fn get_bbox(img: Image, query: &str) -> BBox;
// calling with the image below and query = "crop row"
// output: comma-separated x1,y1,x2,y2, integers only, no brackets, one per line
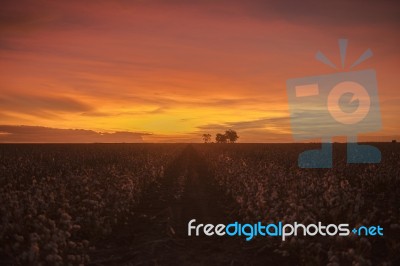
0,144,185,265
195,143,400,265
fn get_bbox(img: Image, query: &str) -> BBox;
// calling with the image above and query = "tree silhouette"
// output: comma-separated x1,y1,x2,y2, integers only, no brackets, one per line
202,133,212,143
225,129,239,143
215,133,227,143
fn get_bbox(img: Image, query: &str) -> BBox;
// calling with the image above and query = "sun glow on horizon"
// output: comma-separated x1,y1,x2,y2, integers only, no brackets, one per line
0,1,399,142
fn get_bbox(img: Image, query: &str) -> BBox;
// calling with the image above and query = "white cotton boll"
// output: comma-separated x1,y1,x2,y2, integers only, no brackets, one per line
68,241,77,249
82,240,89,247
72,224,81,231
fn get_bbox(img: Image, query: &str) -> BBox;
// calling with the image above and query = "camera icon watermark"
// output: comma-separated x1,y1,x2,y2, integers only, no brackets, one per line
287,39,381,168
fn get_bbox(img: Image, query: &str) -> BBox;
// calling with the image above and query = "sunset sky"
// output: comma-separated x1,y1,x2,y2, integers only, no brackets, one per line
0,0,399,142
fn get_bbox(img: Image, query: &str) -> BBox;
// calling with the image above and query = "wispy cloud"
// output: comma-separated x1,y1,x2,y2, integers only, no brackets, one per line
195,116,293,142
0,93,93,117
0,0,398,141
0,125,147,143
198,116,290,130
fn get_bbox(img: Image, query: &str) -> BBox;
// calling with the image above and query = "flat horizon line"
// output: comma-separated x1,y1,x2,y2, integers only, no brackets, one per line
0,141,397,144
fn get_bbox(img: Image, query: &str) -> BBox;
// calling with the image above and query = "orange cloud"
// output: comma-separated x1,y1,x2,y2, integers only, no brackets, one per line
0,0,399,142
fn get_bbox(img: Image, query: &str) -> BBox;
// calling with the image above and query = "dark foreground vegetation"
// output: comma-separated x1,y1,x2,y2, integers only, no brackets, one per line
0,143,399,265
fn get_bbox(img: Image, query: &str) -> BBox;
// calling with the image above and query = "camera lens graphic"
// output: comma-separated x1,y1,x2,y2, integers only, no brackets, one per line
327,81,371,125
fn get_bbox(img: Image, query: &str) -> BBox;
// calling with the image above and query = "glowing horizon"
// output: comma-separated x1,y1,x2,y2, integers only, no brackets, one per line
1,1,399,142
